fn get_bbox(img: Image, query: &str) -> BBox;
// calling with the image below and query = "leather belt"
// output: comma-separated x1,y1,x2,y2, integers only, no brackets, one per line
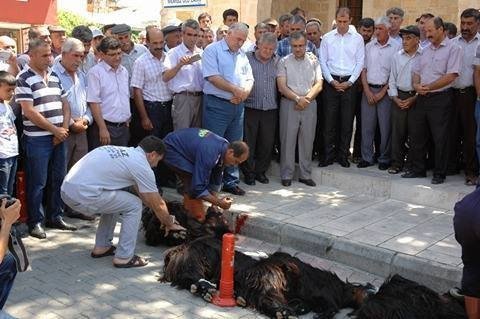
368,83,386,89
422,89,452,97
453,86,474,94
104,120,127,127
398,89,416,96
331,74,351,82
175,91,203,96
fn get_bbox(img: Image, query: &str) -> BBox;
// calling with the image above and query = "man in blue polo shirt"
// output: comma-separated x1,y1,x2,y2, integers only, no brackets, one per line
163,128,249,222
202,22,254,196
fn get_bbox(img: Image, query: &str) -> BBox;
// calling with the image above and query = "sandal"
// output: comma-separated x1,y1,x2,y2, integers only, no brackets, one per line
465,176,477,186
90,246,116,258
388,167,401,174
113,255,149,268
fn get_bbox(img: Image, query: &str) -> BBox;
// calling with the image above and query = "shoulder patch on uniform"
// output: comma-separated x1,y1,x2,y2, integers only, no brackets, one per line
198,129,210,137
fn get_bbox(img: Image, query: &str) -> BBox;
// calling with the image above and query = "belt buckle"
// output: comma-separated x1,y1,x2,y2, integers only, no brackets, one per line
459,88,466,94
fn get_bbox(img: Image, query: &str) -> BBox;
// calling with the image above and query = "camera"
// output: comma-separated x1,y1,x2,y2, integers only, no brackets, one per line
0,195,17,208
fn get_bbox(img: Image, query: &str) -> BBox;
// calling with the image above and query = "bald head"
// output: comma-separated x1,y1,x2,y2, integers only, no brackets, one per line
146,27,164,58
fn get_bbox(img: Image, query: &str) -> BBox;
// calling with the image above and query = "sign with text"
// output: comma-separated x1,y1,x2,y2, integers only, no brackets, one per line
163,0,207,8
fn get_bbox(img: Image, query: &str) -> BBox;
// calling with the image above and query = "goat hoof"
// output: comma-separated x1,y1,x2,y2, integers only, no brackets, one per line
190,284,198,294
236,296,247,307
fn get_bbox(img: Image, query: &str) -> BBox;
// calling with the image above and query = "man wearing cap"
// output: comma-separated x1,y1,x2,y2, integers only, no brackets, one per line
111,24,148,146
162,25,182,52
49,25,66,58
387,25,421,174
448,8,479,186
358,17,401,170
87,37,130,148
202,23,254,196
262,18,278,34
163,19,204,130
91,29,104,63
61,135,185,268
405,17,462,184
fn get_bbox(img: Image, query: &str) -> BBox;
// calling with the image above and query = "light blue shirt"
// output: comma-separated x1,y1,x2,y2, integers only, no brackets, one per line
202,39,254,100
53,60,93,125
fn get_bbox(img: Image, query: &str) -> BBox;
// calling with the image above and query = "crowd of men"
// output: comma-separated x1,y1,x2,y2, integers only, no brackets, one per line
0,4,479,316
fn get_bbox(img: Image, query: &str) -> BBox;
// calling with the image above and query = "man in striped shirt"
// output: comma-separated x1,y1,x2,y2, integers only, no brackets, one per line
15,39,77,239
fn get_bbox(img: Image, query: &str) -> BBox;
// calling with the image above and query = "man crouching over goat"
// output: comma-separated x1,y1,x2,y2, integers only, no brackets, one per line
61,136,185,268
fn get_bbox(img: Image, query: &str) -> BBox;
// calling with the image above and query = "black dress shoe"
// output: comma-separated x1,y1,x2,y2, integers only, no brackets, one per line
281,179,291,187
299,178,316,187
338,159,350,168
29,223,46,239
431,175,445,185
45,217,78,231
64,210,95,221
357,160,373,168
401,171,427,178
255,173,269,184
378,163,389,170
244,175,256,186
222,186,246,196
318,160,333,167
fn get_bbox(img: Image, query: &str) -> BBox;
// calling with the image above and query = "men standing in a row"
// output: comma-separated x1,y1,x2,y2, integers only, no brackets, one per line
406,17,462,184
87,37,130,148
277,31,323,187
53,38,95,221
16,39,77,239
387,25,421,174
241,33,278,186
163,19,204,130
449,8,479,186
202,23,254,196
358,17,400,170
319,7,364,168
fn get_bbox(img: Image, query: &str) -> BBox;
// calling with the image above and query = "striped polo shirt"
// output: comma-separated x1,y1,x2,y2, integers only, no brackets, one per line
15,66,65,136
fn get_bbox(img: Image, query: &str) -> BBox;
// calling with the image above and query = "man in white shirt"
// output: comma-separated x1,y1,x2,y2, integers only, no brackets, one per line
87,37,130,148
61,136,185,268
319,7,364,168
163,19,204,130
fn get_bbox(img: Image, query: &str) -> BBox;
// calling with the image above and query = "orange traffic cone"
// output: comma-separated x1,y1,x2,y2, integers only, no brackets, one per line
212,233,236,307
16,171,28,223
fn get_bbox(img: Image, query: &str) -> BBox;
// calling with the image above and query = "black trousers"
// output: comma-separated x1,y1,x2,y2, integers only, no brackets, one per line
408,90,453,176
144,100,175,188
313,91,324,160
447,87,478,177
322,80,357,162
241,108,277,177
391,91,416,169
454,188,480,297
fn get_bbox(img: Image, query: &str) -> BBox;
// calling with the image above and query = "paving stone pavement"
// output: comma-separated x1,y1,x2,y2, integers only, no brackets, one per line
5,219,382,319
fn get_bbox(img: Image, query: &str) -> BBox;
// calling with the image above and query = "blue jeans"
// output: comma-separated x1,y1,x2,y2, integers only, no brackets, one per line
0,252,17,309
202,94,244,189
475,100,480,169
0,157,17,196
24,135,66,226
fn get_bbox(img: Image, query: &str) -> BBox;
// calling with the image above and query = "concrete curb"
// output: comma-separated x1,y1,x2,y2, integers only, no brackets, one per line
163,190,461,292
228,211,462,292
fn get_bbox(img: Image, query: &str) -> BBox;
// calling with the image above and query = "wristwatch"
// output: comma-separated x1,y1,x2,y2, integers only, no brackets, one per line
295,96,301,103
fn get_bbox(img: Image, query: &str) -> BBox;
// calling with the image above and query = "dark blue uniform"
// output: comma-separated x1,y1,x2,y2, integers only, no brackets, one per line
454,187,480,298
163,128,228,198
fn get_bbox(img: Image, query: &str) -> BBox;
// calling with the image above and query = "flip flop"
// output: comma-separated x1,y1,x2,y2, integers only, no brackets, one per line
90,246,116,258
113,255,149,268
